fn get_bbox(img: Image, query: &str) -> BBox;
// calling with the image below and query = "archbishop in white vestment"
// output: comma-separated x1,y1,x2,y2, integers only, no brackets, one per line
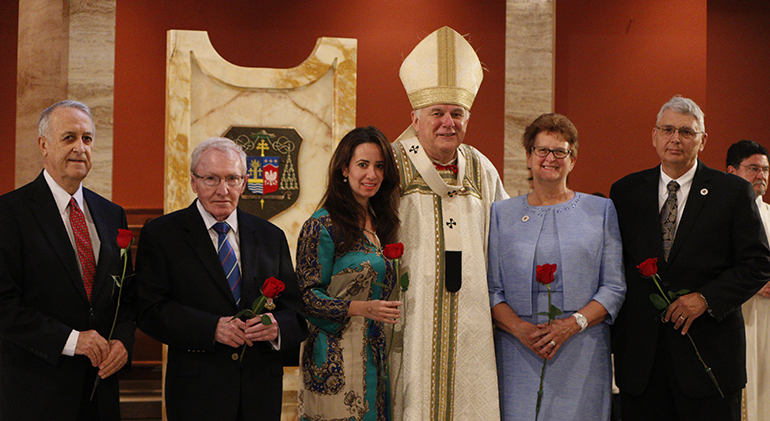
387,26,508,421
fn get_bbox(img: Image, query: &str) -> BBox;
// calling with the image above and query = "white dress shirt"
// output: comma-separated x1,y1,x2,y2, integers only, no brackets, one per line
43,169,101,356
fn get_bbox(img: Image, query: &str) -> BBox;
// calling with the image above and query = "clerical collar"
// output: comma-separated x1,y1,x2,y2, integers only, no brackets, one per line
431,157,458,173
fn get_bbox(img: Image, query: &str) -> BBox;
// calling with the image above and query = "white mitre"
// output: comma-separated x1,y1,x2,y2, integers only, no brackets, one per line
398,26,483,140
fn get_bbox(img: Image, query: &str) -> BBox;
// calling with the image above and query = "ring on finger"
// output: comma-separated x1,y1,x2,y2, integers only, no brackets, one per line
679,315,685,320
550,340,556,347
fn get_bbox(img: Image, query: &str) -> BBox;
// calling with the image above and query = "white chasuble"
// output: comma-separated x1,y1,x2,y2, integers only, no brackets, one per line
742,197,770,421
389,136,507,421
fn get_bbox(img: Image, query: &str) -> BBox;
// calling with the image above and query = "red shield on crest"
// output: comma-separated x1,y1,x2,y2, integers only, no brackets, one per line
262,159,279,194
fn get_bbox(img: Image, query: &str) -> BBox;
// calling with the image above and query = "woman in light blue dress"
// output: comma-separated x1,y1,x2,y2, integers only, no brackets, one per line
296,126,401,421
488,113,626,420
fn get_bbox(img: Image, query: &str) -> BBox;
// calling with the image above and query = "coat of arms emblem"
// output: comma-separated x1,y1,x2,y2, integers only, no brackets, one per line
223,126,302,220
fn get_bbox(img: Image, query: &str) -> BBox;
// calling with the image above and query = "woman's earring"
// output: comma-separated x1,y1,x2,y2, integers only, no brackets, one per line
343,176,348,183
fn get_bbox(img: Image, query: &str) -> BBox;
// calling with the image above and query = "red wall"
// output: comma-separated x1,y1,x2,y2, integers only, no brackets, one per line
0,1,18,195
706,2,770,172
112,0,506,209
2,1,768,205
554,0,770,197
555,0,708,196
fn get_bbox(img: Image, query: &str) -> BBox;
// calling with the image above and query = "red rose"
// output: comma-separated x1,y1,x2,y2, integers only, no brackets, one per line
262,277,285,299
536,264,557,285
383,242,405,260
117,229,134,249
637,257,658,278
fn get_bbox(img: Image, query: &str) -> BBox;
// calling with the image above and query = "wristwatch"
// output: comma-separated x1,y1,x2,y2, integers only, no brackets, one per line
572,312,588,332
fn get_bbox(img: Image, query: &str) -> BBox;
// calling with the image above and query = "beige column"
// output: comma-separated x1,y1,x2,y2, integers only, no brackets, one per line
16,0,116,198
505,0,555,197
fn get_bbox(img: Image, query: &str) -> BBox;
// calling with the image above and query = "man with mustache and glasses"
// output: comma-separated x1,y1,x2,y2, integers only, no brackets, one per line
610,95,770,421
726,139,770,421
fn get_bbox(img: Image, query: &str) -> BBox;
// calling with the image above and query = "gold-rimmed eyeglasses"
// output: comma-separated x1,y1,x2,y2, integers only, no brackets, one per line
655,125,704,141
193,173,245,187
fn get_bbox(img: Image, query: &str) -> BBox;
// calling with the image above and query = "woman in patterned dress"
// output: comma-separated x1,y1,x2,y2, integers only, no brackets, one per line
296,126,401,421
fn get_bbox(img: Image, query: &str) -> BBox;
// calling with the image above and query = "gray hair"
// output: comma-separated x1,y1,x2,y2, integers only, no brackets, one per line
656,95,705,133
413,105,470,121
38,100,94,137
190,137,247,175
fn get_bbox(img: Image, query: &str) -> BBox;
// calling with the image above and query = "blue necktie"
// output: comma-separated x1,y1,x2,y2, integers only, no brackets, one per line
213,222,241,305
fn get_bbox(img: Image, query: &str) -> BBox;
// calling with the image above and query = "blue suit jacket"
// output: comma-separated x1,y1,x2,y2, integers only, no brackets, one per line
0,172,135,420
610,161,770,398
487,193,626,321
135,202,306,421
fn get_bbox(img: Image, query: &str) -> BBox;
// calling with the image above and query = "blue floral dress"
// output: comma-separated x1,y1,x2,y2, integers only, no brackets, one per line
296,208,396,421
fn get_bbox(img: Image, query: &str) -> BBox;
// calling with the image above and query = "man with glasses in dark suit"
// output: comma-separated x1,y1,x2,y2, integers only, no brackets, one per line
610,96,770,420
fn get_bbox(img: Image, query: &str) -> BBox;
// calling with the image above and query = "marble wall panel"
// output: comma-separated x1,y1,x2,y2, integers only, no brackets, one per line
16,0,115,198
505,0,555,197
165,29,357,258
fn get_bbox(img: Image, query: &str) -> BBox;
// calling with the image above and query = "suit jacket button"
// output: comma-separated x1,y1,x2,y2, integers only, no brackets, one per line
231,353,239,361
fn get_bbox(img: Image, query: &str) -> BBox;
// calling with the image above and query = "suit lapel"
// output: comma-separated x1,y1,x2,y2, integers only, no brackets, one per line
238,212,258,310
86,189,116,303
637,168,666,264
27,174,90,304
238,210,275,310
181,203,237,304
667,161,711,264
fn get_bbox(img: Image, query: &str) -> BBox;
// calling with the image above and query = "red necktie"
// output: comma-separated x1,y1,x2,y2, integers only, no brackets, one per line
69,198,96,301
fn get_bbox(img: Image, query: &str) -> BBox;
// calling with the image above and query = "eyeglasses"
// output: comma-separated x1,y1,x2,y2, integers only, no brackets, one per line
532,146,571,159
655,125,703,141
193,173,245,187
740,164,770,176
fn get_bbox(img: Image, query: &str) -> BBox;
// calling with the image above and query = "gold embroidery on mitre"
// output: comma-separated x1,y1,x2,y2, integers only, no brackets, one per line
407,87,476,111
399,26,483,111
437,26,455,88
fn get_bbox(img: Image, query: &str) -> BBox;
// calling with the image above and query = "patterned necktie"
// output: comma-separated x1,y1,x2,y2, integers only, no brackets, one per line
69,198,96,301
660,181,680,261
213,222,241,305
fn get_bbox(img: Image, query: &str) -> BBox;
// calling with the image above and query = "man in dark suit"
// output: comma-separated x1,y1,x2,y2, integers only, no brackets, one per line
0,100,135,420
135,137,306,421
610,95,770,420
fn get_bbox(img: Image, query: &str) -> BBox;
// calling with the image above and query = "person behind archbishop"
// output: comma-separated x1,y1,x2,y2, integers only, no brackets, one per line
0,100,136,420
388,26,508,420
725,139,770,421
135,137,306,421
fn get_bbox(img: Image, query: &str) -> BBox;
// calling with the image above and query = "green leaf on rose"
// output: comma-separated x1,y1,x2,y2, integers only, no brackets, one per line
650,294,669,310
668,289,690,301
400,273,410,292
261,314,272,326
549,305,563,319
232,309,253,321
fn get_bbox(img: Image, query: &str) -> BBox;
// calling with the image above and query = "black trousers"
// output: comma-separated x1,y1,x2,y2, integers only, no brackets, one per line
619,328,740,421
